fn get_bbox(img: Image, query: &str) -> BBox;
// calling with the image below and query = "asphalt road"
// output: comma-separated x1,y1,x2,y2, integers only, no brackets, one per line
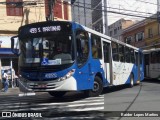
0,79,160,120
103,79,160,120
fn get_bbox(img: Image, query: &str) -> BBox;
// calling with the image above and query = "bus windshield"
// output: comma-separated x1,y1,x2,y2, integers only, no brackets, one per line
19,34,74,68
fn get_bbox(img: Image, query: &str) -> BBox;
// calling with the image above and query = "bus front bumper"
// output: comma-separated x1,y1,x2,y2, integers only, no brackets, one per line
17,77,77,92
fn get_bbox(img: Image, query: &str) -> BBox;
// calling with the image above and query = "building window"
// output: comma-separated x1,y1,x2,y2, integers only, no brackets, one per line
114,28,117,35
158,24,160,35
110,31,113,36
125,36,132,44
148,28,153,38
135,32,144,42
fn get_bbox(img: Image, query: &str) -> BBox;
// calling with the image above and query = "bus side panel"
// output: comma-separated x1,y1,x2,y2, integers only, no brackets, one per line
124,64,138,84
112,62,134,85
74,59,108,91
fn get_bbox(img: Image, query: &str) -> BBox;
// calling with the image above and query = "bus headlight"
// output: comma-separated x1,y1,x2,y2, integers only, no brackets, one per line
58,69,75,81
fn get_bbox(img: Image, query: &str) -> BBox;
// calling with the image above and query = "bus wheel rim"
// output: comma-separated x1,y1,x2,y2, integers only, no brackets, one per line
93,81,99,92
131,77,133,86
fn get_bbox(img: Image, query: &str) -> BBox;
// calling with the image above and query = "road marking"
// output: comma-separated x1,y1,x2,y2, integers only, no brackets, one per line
0,99,104,110
1,95,104,112
68,106,104,111
18,92,36,97
3,101,104,111
68,102,104,107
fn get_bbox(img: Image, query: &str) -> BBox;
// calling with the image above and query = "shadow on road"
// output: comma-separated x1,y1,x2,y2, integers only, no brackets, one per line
102,84,131,95
142,78,160,84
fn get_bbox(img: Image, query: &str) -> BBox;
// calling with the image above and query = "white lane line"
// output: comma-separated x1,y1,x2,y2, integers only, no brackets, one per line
68,102,104,107
19,93,36,96
3,102,104,112
51,117,99,120
0,102,28,106
84,96,104,100
0,99,104,110
68,107,104,111
39,99,104,105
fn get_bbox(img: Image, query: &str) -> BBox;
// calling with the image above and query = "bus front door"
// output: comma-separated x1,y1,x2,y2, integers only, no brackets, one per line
103,41,113,85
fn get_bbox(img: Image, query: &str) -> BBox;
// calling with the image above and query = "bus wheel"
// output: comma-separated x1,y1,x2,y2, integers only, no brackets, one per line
129,74,134,88
48,91,66,98
85,76,103,97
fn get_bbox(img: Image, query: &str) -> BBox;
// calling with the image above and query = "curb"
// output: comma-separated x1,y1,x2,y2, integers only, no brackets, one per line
0,87,22,96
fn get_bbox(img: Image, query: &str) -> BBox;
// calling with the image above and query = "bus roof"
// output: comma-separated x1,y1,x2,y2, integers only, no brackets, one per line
18,21,139,51
73,22,139,51
143,48,160,53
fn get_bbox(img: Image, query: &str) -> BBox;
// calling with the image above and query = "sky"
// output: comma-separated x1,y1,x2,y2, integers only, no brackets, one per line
107,0,157,25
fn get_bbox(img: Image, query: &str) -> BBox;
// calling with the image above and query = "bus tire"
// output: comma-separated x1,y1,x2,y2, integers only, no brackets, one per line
48,91,66,98
85,76,103,97
129,74,134,88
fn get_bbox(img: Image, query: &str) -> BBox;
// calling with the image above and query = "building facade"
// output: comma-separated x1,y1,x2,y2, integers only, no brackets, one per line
71,0,92,28
122,20,145,48
108,19,135,41
71,0,108,34
91,0,108,34
122,13,160,49
144,14,160,49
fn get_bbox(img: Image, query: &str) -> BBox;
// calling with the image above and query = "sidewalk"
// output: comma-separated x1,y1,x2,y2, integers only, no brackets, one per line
0,87,22,96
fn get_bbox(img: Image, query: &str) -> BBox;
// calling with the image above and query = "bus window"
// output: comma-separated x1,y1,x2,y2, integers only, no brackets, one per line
131,49,135,63
76,30,89,67
158,51,160,63
140,52,143,64
135,52,138,66
125,47,131,63
111,42,119,61
91,34,102,59
151,52,156,63
119,44,125,62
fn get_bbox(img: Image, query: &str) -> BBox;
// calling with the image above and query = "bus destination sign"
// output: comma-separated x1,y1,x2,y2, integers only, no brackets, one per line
29,26,61,34
19,22,72,38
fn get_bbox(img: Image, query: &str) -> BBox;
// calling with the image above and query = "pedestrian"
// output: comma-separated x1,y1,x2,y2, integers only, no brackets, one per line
2,70,9,92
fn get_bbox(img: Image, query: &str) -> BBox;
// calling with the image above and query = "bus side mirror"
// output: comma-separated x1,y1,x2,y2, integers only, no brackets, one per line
11,36,20,56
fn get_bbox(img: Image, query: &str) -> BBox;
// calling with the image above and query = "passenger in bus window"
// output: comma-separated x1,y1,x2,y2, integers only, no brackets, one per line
53,44,72,64
92,40,98,58
76,34,83,58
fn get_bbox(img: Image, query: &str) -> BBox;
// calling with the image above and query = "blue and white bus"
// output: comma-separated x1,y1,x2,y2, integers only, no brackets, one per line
11,21,144,97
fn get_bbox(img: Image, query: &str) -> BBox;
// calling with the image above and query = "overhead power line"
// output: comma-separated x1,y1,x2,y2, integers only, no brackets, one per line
0,0,157,20
59,1,157,19
73,1,154,15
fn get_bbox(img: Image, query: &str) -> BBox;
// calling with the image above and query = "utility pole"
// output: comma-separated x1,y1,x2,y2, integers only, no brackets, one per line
157,0,160,22
84,0,86,26
78,0,80,23
158,0,160,12
71,0,76,22
48,0,55,21
102,0,108,35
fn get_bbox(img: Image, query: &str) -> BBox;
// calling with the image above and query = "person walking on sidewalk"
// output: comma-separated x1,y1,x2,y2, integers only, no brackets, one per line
2,70,9,92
